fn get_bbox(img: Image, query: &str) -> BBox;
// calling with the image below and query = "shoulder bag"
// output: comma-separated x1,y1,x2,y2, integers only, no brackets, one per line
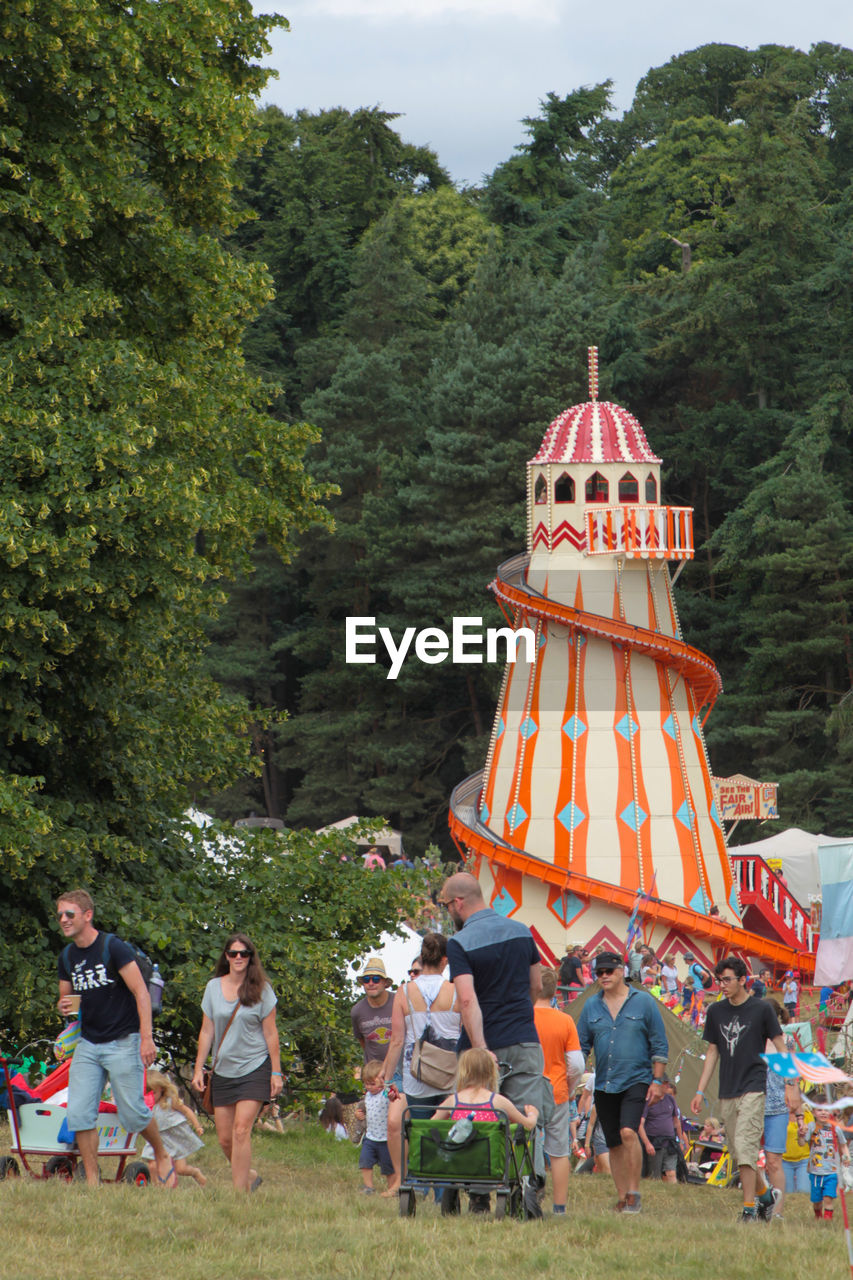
201,1001,241,1116
407,982,458,1092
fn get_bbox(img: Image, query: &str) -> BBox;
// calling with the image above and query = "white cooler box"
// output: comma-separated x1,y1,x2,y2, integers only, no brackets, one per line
9,1102,136,1154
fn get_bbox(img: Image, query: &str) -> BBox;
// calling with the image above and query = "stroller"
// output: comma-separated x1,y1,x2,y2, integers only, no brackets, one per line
682,1124,739,1188
397,1103,538,1219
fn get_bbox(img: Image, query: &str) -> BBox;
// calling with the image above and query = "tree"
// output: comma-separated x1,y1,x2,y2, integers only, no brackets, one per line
709,416,853,833
231,105,449,404
1,0,330,1038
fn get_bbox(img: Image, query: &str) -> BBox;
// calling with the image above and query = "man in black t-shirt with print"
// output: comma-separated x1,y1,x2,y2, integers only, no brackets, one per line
690,955,796,1222
56,889,176,1187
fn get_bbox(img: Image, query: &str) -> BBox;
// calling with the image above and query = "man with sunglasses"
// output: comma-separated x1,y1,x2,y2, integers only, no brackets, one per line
576,950,669,1214
55,888,176,1187
441,871,548,1215
351,956,395,1068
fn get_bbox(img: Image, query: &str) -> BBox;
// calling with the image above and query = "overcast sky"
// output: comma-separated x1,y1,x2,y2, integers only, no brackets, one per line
258,0,852,186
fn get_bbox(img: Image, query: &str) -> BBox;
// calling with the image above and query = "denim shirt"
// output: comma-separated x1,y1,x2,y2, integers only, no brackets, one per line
576,986,668,1093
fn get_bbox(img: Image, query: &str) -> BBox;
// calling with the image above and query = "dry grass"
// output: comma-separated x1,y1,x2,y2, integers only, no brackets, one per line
2,1117,851,1280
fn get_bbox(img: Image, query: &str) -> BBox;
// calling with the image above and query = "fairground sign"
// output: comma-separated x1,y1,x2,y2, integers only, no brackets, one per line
712,774,779,822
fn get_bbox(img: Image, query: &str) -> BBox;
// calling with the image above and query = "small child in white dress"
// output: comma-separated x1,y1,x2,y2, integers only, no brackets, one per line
141,1071,207,1186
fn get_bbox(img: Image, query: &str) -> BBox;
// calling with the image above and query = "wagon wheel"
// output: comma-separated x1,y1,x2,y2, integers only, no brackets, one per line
0,1156,20,1180
440,1187,461,1216
45,1155,75,1182
398,1188,416,1217
123,1160,151,1187
494,1190,509,1220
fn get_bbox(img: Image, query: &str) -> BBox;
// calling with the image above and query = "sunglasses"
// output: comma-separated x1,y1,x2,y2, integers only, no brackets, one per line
409,969,422,977
597,967,617,976
362,975,384,984
57,910,78,920
226,949,252,959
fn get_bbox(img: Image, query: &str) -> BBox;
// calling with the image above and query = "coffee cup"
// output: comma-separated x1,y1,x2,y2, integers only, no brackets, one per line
66,995,81,1015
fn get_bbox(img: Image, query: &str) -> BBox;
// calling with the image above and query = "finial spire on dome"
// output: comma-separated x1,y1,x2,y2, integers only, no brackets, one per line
588,346,598,402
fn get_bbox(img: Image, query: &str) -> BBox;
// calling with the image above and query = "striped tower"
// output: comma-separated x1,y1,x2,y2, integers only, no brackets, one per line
449,349,799,972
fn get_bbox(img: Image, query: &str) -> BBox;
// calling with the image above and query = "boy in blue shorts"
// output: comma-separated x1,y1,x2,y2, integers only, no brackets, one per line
356,1060,396,1194
807,1106,850,1221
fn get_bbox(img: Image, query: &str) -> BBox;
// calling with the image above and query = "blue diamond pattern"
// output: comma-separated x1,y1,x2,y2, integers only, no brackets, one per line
549,892,585,926
728,886,741,916
496,716,505,739
620,803,648,831
493,889,517,917
676,800,695,831
479,802,490,823
557,803,586,832
663,714,677,741
507,802,528,831
692,715,702,737
689,887,708,914
616,714,639,741
519,717,538,739
562,716,587,741
709,800,722,829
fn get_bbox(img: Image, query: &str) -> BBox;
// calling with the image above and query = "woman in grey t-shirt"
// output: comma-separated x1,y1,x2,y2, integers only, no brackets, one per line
191,933,282,1190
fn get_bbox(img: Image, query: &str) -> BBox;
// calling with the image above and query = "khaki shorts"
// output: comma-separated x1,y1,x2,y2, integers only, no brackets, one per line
719,1092,765,1169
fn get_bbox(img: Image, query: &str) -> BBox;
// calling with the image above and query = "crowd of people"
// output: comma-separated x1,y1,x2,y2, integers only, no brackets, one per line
52,881,853,1222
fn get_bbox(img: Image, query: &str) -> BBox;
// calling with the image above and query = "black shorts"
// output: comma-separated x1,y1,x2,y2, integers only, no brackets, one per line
594,1082,648,1149
211,1056,272,1107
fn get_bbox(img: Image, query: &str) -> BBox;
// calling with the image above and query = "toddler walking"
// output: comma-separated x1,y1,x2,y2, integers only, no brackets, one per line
807,1106,849,1221
355,1061,396,1194
142,1070,206,1186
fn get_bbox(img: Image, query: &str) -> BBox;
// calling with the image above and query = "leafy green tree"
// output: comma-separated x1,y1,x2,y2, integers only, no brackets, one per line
709,416,853,833
232,105,449,403
1,0,330,1027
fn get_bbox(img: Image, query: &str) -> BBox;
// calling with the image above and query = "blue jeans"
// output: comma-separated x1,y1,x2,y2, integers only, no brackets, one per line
67,1034,151,1135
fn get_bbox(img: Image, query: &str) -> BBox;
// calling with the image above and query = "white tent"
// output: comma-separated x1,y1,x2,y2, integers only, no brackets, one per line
317,816,404,863
730,827,852,906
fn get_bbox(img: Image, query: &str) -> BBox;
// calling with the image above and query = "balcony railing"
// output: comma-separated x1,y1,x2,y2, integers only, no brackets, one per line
731,853,815,952
585,505,694,560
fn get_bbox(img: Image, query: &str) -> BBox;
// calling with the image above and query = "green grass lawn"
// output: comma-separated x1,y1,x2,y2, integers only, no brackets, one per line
2,1118,851,1280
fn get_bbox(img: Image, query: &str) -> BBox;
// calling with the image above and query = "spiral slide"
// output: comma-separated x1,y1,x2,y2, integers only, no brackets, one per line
448,556,814,976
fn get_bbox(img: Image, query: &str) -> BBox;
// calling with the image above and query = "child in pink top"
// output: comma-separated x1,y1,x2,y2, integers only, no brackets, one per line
432,1048,538,1130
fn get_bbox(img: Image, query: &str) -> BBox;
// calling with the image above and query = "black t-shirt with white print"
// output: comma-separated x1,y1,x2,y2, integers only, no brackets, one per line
57,932,140,1043
703,995,781,1099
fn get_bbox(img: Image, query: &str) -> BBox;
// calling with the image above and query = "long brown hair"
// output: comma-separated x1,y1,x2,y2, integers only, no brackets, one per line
213,932,269,1006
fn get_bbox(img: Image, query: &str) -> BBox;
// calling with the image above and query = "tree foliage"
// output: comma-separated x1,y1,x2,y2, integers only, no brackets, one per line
1,1,332,1041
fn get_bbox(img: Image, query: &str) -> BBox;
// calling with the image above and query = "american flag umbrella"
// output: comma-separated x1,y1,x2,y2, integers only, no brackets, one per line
762,1051,853,1084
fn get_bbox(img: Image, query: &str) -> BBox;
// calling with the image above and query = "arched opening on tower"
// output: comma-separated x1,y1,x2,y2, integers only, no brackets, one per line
618,472,639,502
554,472,575,503
645,473,658,502
534,473,548,504
585,471,609,503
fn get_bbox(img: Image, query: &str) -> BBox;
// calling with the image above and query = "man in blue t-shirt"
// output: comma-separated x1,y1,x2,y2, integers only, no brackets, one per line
442,872,548,1213
56,889,176,1187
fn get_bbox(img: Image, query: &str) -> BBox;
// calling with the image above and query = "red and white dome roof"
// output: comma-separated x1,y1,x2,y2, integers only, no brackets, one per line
530,348,661,467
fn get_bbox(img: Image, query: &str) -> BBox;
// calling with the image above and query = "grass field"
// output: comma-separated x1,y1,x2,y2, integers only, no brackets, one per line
2,1117,852,1280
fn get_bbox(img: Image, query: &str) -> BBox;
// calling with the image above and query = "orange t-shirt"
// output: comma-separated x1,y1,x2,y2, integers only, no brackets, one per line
533,1006,581,1105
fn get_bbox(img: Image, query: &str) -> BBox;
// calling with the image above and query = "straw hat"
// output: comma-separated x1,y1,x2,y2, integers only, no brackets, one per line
360,956,392,984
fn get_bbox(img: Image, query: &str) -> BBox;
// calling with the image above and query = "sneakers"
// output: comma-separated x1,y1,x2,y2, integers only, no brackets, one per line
757,1186,782,1221
621,1193,642,1215
739,1208,758,1224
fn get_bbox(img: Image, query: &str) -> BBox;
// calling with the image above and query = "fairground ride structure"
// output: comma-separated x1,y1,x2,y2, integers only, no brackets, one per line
449,349,815,978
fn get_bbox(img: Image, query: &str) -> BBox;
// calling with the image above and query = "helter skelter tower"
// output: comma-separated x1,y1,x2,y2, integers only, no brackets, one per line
449,349,806,972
